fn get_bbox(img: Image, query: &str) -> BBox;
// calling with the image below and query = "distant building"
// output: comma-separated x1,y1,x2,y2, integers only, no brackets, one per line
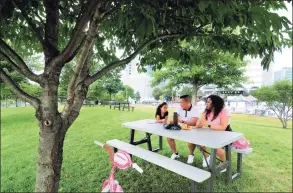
274,67,292,82
121,58,155,101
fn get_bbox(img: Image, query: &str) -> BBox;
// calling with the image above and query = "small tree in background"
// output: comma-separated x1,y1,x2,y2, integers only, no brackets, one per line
252,80,292,129
149,48,248,104
152,87,163,101
180,85,194,99
134,92,141,103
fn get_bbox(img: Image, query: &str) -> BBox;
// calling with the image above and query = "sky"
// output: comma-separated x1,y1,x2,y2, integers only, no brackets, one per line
271,2,292,71
120,2,292,98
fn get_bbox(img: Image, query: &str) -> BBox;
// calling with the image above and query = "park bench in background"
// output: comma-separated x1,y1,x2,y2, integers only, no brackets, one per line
121,102,135,111
83,100,95,107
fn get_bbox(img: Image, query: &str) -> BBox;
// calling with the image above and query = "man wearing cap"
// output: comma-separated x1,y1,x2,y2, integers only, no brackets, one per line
167,95,200,164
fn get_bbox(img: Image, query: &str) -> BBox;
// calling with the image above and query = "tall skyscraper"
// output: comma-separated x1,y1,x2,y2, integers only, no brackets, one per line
274,67,292,82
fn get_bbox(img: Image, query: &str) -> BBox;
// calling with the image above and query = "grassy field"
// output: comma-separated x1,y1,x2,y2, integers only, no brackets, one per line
1,105,292,192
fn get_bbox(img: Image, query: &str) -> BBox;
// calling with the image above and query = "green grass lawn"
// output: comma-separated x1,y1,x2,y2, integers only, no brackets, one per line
1,105,292,192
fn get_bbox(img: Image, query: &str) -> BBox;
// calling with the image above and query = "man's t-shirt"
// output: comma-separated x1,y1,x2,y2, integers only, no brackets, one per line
176,105,200,121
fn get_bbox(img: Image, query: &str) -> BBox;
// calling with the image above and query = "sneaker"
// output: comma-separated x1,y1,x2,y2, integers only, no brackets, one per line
171,153,180,160
220,168,227,173
187,154,194,164
202,156,210,167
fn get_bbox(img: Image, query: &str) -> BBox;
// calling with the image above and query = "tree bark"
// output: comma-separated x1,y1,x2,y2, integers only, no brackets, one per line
282,120,287,129
35,113,66,192
35,80,66,192
192,85,198,105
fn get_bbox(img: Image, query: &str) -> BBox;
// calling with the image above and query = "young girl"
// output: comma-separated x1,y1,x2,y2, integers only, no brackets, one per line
155,102,169,123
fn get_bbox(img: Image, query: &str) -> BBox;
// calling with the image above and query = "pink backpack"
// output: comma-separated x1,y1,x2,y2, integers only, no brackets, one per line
233,137,250,149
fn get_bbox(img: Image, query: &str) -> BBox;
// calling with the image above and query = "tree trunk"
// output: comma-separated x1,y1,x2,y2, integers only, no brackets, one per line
35,81,67,192
5,95,7,108
282,120,287,129
35,115,66,192
192,85,198,105
15,97,18,107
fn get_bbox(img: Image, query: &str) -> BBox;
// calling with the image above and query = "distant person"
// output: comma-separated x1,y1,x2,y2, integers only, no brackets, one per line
167,95,200,164
155,102,169,123
196,95,231,172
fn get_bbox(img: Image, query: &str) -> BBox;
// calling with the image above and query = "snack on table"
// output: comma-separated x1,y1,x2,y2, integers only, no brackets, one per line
181,124,193,130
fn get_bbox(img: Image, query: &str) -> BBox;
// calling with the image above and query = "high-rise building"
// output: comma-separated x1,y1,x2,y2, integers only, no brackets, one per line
262,66,274,86
274,67,292,82
242,56,276,91
121,57,155,101
243,57,264,88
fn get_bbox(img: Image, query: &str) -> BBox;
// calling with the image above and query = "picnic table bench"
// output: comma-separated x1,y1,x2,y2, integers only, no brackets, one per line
106,139,211,192
109,102,135,111
110,101,121,110
121,102,135,111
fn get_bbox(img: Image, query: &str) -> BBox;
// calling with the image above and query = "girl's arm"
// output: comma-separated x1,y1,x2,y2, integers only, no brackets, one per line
209,117,229,131
156,115,162,122
195,113,205,128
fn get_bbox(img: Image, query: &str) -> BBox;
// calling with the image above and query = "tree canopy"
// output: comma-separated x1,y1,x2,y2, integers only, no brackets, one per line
149,41,248,103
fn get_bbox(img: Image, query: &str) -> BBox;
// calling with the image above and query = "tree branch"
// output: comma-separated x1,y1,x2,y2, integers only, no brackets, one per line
62,8,105,119
99,4,120,23
43,0,60,64
268,105,282,120
0,38,42,84
0,68,40,109
0,51,23,74
61,50,93,120
85,33,183,85
48,0,101,68
12,0,46,50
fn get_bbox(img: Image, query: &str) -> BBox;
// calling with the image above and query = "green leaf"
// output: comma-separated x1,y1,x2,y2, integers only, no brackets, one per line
199,1,210,12
181,7,186,17
281,16,291,30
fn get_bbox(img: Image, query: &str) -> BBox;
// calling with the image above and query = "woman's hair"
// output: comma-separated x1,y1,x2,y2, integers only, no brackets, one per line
155,102,167,117
204,95,225,121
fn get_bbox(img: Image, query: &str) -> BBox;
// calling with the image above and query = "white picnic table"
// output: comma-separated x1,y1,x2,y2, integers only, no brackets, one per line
122,119,243,149
120,119,244,192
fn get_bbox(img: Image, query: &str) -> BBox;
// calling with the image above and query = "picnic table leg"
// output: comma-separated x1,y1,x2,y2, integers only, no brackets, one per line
207,148,217,192
237,153,243,174
225,145,232,183
129,129,135,144
232,153,243,181
159,136,163,150
146,133,153,151
129,129,135,159
191,180,197,192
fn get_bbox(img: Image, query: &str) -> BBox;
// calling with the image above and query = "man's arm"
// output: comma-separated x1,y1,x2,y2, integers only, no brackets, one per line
183,117,198,126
